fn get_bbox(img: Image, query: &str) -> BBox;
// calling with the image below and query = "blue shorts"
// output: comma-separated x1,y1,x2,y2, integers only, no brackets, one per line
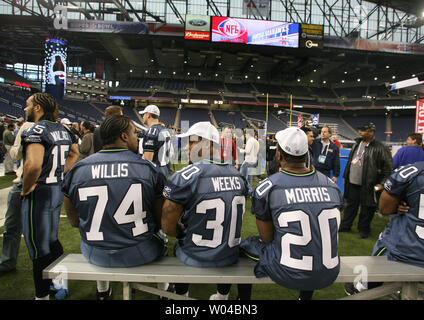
81,233,168,268
21,184,64,260
240,236,340,291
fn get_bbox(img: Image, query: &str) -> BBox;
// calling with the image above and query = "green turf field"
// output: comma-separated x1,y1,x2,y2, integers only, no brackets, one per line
0,173,390,300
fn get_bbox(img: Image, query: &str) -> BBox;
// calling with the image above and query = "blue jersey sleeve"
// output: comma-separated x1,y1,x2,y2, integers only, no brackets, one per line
251,178,273,221
22,123,49,147
384,163,421,197
142,126,162,153
163,164,202,205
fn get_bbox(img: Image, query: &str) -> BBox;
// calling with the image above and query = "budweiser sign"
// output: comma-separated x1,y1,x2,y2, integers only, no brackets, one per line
184,31,210,40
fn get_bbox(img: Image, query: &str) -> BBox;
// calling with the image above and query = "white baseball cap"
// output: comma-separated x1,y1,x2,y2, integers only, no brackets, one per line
275,127,308,156
139,104,160,116
60,118,72,125
177,121,220,144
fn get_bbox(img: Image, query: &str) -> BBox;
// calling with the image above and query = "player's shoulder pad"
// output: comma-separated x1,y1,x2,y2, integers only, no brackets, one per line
254,177,274,199
392,162,424,182
170,163,203,185
21,122,48,143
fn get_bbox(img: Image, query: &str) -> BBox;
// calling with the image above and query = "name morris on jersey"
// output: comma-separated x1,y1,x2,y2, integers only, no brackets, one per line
285,187,331,204
211,176,242,192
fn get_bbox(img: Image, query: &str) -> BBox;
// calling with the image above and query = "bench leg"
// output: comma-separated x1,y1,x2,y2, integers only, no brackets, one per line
131,283,196,300
401,283,418,300
123,282,133,300
339,283,402,300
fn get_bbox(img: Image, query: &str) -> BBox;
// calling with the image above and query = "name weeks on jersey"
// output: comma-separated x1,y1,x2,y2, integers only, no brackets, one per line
285,187,331,204
91,163,129,179
50,130,70,141
211,176,242,192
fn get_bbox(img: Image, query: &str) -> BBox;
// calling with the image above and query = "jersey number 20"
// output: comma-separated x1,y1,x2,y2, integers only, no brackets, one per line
278,208,340,271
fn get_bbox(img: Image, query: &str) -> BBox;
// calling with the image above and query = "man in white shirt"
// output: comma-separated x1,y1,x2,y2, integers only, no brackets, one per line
239,129,259,193
0,120,33,273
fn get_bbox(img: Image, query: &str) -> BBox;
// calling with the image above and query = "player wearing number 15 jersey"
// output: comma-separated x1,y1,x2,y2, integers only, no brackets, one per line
161,122,249,299
239,127,343,300
21,93,79,300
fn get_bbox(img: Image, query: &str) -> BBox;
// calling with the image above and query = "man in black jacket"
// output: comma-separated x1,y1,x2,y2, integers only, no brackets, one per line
339,122,393,239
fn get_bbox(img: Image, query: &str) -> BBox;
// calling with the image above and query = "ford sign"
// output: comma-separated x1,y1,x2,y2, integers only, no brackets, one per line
189,19,207,27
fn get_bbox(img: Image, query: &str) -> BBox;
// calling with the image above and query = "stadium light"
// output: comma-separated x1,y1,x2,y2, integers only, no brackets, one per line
297,78,301,82
374,77,378,80
129,69,133,73
357,78,361,82
341,80,345,83
323,80,326,84
386,65,390,69
392,75,396,79
257,76,261,79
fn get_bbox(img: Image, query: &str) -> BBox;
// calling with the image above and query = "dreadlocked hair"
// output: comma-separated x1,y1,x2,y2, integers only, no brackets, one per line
100,115,132,146
32,93,59,122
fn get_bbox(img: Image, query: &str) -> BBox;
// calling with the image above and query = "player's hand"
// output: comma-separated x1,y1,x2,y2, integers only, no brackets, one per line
397,201,410,215
21,184,37,196
234,164,239,170
331,176,337,183
374,184,384,192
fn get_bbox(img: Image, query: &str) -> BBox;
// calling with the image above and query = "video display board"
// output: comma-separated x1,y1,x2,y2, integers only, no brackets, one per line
44,38,67,100
211,16,299,48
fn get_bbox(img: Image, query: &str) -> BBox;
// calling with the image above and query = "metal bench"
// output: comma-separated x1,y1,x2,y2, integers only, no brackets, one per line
43,254,424,300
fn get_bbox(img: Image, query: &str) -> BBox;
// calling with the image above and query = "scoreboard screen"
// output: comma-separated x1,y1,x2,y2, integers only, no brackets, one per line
211,16,299,48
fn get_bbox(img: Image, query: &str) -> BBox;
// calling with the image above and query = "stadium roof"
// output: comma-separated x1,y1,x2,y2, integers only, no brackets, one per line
0,14,422,103
366,0,424,16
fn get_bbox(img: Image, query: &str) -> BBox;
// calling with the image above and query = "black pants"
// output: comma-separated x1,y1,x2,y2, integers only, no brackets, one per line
33,240,63,298
174,283,231,296
340,183,376,236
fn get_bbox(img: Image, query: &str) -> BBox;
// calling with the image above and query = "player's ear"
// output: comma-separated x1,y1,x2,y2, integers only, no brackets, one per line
120,131,129,143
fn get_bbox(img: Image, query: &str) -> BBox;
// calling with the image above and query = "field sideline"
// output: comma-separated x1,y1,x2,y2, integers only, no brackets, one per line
0,172,390,300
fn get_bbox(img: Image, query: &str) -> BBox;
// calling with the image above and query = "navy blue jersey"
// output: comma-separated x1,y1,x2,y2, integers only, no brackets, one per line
62,149,166,251
381,162,424,268
163,160,249,267
142,124,171,167
21,120,76,184
252,169,343,290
